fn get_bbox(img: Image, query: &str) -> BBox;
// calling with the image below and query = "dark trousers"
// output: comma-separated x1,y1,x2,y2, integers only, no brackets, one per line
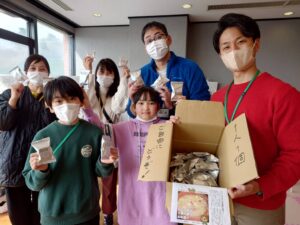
76,214,100,225
5,185,40,225
101,167,118,214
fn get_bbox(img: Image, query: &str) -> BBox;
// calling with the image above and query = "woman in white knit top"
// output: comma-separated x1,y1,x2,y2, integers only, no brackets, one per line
83,56,129,225
84,57,129,124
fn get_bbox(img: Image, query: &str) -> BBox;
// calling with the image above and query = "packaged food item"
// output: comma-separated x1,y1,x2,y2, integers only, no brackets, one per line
86,51,96,59
151,75,169,91
130,70,144,87
118,57,128,68
31,137,56,165
170,152,219,187
9,66,27,84
171,81,183,101
101,123,115,160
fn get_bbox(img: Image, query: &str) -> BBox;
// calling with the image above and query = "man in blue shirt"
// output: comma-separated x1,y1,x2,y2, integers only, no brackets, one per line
126,21,210,118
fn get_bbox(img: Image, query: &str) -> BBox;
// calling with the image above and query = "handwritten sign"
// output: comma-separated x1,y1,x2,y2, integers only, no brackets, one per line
233,123,246,167
138,123,173,182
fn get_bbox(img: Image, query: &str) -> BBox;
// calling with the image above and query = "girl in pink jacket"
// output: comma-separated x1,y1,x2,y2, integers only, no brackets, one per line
85,86,176,225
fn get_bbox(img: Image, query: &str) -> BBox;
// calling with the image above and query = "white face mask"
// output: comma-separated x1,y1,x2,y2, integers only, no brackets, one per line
96,75,114,88
136,115,157,123
146,39,169,60
53,103,80,125
220,42,256,71
26,71,49,86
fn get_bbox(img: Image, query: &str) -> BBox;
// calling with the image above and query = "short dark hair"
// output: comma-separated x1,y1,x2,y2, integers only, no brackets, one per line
44,76,84,108
213,13,260,53
141,21,168,43
94,58,120,99
132,86,160,105
24,54,50,73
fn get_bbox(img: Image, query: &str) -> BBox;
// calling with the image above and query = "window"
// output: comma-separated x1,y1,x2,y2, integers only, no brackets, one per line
37,21,71,76
0,9,28,37
0,38,29,74
0,8,32,74
0,4,74,77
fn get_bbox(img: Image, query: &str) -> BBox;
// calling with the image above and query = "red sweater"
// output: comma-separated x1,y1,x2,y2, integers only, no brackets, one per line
212,72,300,210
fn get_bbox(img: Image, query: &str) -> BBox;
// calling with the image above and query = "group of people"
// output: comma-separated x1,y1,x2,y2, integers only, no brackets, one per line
0,13,299,225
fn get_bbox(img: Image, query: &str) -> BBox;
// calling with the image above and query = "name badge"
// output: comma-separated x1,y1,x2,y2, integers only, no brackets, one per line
157,108,169,119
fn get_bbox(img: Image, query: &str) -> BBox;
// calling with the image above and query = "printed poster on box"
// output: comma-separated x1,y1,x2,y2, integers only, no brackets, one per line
171,183,231,225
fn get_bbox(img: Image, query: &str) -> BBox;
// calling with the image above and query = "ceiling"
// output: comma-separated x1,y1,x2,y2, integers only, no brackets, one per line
33,0,300,27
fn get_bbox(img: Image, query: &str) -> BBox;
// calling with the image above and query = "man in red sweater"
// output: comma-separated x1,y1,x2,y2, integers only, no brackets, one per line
211,13,300,225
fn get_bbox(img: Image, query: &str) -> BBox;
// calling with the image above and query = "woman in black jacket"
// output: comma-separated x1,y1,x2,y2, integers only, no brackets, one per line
0,54,56,225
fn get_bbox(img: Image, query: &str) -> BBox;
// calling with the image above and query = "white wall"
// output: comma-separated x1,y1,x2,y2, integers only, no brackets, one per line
75,18,300,90
187,19,300,90
75,15,188,74
75,26,129,74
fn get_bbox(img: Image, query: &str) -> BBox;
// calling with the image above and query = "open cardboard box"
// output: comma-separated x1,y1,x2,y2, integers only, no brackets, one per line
138,100,258,224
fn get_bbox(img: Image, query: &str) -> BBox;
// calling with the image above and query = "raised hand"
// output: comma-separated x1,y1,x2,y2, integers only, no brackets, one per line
9,82,24,109
83,55,94,72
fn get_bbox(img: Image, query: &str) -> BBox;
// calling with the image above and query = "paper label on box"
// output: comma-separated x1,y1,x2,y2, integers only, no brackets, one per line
157,108,170,118
171,183,231,225
138,123,173,181
217,114,258,188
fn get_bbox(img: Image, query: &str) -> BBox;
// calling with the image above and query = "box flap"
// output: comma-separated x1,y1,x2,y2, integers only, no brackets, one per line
218,114,258,188
138,123,173,181
173,100,224,154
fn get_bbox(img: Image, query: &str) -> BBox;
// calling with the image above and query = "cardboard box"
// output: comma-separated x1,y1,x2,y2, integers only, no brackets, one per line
138,100,258,224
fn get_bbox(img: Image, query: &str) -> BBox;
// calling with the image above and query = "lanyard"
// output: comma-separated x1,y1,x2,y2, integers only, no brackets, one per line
224,70,260,124
53,122,80,156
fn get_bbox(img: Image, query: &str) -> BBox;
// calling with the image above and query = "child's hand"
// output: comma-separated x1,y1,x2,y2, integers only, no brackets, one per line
121,65,131,78
128,81,142,100
101,147,119,164
29,152,49,171
168,116,181,124
175,95,186,105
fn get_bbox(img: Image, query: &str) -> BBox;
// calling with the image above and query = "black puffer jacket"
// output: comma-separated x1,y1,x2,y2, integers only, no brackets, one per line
0,87,56,187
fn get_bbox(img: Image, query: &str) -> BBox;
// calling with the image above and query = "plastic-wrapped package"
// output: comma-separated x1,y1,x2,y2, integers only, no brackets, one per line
118,57,128,68
170,152,219,187
171,81,183,101
101,123,115,160
130,70,144,87
9,66,27,84
151,75,169,91
31,137,56,165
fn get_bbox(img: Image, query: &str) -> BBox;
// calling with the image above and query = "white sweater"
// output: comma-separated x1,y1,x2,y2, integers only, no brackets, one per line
85,73,129,124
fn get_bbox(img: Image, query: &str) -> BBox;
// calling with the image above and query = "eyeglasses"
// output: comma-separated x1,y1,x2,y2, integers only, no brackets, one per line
144,33,166,45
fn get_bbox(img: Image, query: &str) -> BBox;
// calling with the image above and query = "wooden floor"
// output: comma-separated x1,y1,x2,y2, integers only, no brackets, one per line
0,212,117,225
0,180,118,224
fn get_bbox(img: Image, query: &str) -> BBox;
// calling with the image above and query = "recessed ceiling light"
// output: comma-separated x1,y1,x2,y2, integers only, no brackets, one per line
93,13,101,17
182,4,192,9
284,11,294,16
